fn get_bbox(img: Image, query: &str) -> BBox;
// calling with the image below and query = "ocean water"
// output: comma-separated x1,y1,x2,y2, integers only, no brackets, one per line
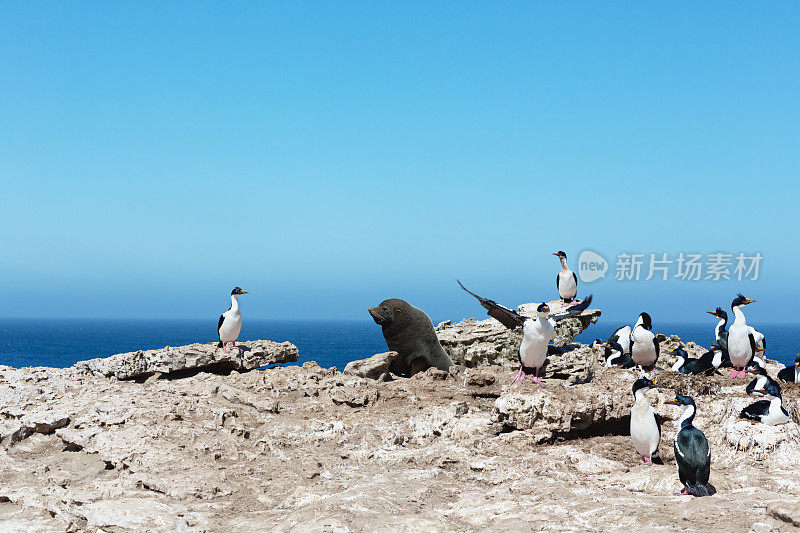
0,318,797,370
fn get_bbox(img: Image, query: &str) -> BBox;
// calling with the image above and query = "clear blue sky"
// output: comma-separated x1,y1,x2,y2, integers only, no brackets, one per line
1,3,798,324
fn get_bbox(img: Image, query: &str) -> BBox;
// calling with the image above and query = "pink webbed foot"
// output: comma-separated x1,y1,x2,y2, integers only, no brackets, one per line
680,487,689,495
640,455,653,465
223,345,231,353
530,376,544,387
511,368,526,384
728,369,739,379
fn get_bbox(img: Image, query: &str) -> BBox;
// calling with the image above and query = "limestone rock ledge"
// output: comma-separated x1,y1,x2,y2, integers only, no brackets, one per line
0,338,798,531
74,339,299,380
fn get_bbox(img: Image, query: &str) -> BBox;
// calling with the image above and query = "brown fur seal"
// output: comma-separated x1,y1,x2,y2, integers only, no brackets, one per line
368,298,453,377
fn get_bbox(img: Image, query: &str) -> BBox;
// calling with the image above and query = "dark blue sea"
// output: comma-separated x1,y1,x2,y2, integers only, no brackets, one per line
0,319,797,370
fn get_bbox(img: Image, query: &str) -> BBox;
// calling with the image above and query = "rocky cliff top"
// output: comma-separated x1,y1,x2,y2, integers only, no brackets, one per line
0,333,798,531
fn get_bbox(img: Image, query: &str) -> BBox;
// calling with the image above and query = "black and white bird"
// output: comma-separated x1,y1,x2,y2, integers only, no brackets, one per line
745,365,780,397
217,287,248,353
670,347,691,372
727,294,762,379
668,394,714,497
631,312,660,372
670,346,724,376
605,340,633,368
740,382,790,426
707,307,729,353
553,251,578,304
777,354,800,384
607,325,633,356
630,378,661,465
458,280,592,385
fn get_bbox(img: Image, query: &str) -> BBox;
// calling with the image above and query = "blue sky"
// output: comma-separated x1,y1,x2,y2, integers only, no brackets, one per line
1,3,798,324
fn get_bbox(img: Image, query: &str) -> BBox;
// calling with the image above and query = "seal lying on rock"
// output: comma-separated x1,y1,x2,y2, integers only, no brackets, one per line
368,299,453,377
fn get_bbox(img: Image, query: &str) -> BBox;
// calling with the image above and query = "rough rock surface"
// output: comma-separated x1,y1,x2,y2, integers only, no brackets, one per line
437,299,601,368
0,334,798,531
343,351,398,379
74,339,299,380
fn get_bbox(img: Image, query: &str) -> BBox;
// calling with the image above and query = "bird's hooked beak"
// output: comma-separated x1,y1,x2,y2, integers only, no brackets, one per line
744,298,757,305
706,311,717,316
666,397,681,405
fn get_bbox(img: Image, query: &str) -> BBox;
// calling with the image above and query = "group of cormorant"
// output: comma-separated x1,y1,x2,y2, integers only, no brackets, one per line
457,250,798,498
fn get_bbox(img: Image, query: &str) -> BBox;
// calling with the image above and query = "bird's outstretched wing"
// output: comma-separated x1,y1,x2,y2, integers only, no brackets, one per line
457,280,526,330
550,295,593,322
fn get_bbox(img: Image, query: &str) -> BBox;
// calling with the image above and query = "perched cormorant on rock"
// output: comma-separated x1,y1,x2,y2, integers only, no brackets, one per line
707,307,729,353
777,354,800,384
631,313,659,372
607,325,632,355
671,346,723,376
218,287,248,353
668,394,714,497
670,347,690,372
745,365,779,397
630,378,661,465
727,294,760,378
741,382,790,425
457,280,592,385
553,251,578,304
605,341,633,368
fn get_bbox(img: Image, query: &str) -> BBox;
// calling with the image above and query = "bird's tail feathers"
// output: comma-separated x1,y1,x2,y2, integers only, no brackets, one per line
689,482,714,497
218,341,224,348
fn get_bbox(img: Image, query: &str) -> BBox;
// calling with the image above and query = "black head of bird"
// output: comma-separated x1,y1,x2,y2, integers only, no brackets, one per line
605,341,624,358
795,354,800,366
536,302,551,315
553,251,567,260
231,287,248,296
671,346,688,358
632,377,657,396
667,394,695,407
638,312,653,331
707,307,727,320
731,293,756,310
760,382,782,399
746,363,768,376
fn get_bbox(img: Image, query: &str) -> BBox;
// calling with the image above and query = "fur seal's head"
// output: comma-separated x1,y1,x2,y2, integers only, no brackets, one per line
368,298,409,327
